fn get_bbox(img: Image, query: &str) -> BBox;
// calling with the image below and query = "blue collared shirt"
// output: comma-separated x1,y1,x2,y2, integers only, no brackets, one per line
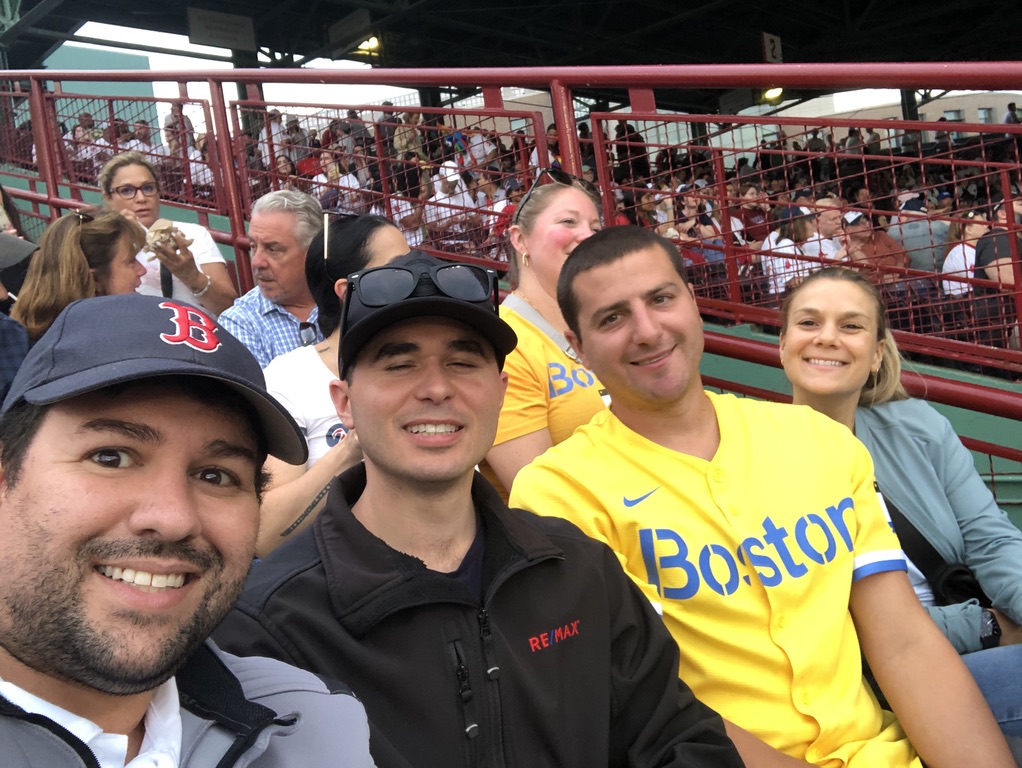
218,287,323,368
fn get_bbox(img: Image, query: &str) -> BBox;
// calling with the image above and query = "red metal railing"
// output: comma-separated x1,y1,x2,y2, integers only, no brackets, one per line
2,63,1022,382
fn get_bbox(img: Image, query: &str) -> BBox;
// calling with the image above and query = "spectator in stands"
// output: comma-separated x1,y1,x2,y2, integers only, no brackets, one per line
258,214,409,556
388,158,425,248
259,109,286,170
465,128,498,177
842,210,909,286
219,190,324,367
901,128,922,156
423,162,478,250
99,152,237,315
374,101,398,158
972,196,1021,347
482,169,605,499
529,123,560,172
1004,102,1019,126
934,117,953,154
122,119,163,159
282,116,311,163
163,102,195,150
511,224,1017,768
888,196,950,271
322,151,369,215
779,266,1022,757
165,131,214,200
0,293,375,768
942,209,988,296
274,154,306,193
806,128,829,181
214,251,744,768
735,181,771,248
760,205,816,302
865,126,882,156
803,194,847,261
346,109,372,148
11,208,146,341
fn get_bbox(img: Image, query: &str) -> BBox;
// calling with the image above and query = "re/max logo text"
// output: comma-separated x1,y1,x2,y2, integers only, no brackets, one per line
528,619,581,652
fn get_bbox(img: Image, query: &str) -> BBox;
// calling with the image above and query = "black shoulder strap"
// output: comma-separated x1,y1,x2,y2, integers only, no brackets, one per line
160,263,174,298
876,483,948,582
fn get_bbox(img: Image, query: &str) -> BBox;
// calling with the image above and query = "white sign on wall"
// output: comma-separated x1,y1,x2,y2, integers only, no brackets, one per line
187,8,257,52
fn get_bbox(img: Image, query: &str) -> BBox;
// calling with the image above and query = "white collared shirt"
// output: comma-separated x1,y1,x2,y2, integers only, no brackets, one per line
0,676,182,768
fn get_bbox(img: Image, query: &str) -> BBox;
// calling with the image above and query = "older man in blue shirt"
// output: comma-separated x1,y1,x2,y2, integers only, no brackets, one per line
219,190,325,367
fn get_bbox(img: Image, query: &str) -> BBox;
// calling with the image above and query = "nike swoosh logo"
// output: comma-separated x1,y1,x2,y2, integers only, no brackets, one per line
623,488,660,507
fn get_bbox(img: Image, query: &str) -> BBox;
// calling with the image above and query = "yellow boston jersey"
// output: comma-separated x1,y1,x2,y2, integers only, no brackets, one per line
481,303,608,499
511,393,919,768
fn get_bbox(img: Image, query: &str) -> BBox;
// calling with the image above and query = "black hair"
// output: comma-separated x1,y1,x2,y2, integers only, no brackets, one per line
305,215,400,337
556,225,688,340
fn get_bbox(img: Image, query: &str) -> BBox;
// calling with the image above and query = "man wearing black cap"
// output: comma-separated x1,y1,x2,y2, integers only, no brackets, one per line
215,252,743,767
0,295,373,767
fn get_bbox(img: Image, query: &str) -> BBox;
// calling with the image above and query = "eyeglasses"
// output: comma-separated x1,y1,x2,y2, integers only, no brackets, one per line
342,262,499,329
110,183,158,200
512,167,598,225
322,211,361,282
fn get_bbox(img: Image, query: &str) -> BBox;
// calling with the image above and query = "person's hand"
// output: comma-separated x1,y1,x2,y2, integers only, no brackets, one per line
150,230,202,283
990,608,1022,646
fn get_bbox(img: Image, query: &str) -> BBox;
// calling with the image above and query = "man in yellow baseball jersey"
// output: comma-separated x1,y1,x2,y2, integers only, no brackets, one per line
510,225,1014,768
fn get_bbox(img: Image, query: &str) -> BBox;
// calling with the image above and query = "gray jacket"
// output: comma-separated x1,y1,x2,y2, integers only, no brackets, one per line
0,641,374,767
856,399,1022,653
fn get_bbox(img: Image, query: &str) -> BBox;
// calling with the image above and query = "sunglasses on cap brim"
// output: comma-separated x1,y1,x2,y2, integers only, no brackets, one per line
342,262,500,327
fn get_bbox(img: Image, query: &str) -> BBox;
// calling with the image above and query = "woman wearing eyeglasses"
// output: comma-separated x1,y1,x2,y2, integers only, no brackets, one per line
99,152,237,315
11,207,146,341
482,170,606,500
256,214,410,557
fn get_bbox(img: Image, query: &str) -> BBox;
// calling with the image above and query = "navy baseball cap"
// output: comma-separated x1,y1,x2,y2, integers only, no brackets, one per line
339,251,517,378
2,294,307,464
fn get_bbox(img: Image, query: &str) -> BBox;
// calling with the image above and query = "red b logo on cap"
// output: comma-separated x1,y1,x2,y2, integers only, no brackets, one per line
159,301,221,353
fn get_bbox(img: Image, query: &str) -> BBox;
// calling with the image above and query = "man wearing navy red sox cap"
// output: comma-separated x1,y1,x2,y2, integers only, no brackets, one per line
215,251,742,767
0,294,373,767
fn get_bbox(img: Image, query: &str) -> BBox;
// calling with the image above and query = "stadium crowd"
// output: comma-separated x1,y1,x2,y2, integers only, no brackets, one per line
0,102,1020,766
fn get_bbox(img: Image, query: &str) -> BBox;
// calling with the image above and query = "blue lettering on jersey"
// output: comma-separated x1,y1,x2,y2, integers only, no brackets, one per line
548,361,597,398
638,497,856,599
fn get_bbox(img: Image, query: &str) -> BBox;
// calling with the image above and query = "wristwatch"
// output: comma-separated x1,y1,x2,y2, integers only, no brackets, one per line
980,608,1002,649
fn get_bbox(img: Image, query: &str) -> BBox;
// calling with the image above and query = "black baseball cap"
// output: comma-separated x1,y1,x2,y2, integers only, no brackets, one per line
339,251,517,377
2,294,307,464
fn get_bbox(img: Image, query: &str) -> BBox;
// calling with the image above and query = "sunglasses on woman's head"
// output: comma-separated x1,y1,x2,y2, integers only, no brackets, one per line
512,167,599,225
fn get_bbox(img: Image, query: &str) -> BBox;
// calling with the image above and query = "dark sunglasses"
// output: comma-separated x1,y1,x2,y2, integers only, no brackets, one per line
512,167,598,225
342,262,499,328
